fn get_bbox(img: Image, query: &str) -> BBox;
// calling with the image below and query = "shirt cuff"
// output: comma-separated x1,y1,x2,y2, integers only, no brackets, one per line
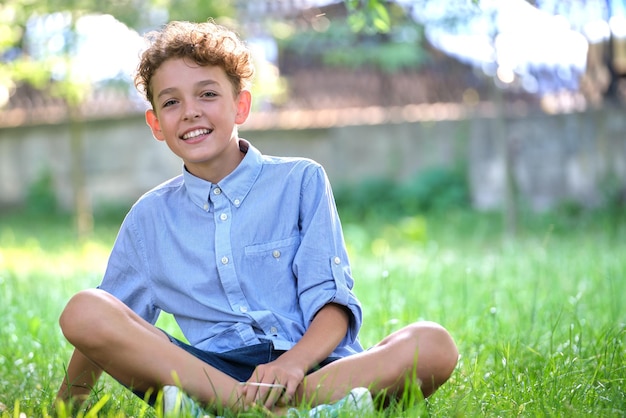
328,255,362,345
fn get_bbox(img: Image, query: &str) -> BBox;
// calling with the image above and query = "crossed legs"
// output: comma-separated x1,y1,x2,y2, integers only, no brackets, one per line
59,289,244,410
299,321,458,405
59,289,458,412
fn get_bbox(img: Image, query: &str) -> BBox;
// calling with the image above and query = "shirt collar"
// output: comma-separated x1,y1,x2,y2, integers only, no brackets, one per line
182,139,262,210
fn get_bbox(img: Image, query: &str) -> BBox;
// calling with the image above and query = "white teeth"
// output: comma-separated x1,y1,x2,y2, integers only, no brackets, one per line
182,128,211,140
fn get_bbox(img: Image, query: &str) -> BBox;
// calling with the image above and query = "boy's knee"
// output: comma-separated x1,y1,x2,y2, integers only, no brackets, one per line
428,321,456,350
412,321,458,392
400,321,458,383
420,322,457,364
430,323,458,378
59,289,111,342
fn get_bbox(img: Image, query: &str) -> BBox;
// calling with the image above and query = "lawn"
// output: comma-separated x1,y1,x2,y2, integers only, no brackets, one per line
0,208,624,417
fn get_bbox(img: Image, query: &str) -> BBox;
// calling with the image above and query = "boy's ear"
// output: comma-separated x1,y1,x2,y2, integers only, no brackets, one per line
235,90,252,125
145,109,165,141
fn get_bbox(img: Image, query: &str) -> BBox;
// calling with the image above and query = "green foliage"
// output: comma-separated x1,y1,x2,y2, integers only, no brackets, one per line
335,167,470,221
278,5,427,73
345,0,391,34
323,36,426,73
6,59,53,90
344,0,481,36
335,176,399,220
0,0,235,114
600,175,626,214
395,166,469,213
165,0,234,24
24,169,58,216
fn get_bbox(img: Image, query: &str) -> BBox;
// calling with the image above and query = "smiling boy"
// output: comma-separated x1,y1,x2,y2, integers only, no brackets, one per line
56,20,458,416
146,58,248,183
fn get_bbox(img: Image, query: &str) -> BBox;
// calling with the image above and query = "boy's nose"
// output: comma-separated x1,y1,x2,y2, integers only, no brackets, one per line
183,106,201,120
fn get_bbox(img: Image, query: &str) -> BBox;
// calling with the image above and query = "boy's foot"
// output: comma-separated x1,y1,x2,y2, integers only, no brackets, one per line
288,387,374,417
162,385,211,418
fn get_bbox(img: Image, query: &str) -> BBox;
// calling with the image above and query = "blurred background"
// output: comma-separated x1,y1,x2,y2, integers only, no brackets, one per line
0,0,624,236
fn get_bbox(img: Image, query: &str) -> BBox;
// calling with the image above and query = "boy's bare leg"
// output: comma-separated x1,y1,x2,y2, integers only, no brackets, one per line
297,321,458,405
59,289,243,410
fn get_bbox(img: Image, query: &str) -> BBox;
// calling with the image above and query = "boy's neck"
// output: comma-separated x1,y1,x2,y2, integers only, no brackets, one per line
184,137,245,184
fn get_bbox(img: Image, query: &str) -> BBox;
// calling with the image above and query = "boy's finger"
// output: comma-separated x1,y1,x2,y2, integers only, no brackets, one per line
241,385,258,408
276,387,292,406
240,382,285,408
264,386,287,409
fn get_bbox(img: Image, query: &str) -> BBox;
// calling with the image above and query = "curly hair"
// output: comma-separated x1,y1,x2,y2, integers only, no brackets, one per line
134,20,255,107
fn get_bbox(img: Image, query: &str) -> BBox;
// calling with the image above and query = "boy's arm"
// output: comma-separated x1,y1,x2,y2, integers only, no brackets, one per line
243,303,349,407
56,348,103,406
279,302,349,372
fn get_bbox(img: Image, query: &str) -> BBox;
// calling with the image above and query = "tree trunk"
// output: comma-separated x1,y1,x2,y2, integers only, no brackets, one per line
69,105,93,240
491,81,517,238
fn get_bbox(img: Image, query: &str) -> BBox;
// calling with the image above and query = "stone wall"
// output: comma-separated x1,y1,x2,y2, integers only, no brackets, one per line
0,107,624,212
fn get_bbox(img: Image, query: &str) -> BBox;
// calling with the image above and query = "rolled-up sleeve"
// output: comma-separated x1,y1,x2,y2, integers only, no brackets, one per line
293,165,362,346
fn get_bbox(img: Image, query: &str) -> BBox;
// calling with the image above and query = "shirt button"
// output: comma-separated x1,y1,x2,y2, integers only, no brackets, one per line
220,213,228,221
240,306,248,313
213,188,222,195
270,327,278,334
272,250,281,258
333,256,341,265
221,256,229,265
203,203,209,211
234,199,241,206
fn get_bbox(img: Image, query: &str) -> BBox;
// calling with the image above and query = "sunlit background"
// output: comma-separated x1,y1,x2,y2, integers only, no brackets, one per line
0,0,625,230
3,0,625,119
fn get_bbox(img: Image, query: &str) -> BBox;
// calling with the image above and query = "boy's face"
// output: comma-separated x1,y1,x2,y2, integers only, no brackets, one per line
145,58,251,182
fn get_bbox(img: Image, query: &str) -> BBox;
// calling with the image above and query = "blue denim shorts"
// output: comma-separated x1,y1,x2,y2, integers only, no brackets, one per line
134,332,340,404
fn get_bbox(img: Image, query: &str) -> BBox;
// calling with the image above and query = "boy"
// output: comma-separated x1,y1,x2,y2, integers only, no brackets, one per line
56,20,458,416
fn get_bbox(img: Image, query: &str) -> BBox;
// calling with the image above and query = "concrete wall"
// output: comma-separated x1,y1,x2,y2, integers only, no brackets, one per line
468,109,626,210
0,107,624,212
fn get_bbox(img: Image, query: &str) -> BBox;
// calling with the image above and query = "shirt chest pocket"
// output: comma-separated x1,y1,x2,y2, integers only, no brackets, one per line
244,236,300,279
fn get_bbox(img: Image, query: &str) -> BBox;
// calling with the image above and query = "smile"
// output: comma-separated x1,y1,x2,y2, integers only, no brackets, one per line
182,128,212,140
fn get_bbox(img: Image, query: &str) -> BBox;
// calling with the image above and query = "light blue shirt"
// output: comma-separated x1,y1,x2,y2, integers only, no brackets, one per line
99,140,364,357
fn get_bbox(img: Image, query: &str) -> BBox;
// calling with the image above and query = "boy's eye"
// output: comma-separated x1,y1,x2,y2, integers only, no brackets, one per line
202,91,217,98
162,99,178,108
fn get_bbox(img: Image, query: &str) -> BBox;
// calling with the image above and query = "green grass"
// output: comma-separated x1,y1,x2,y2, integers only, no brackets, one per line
0,209,624,417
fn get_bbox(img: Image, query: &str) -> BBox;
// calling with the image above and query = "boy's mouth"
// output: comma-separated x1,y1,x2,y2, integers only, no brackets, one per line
181,128,212,140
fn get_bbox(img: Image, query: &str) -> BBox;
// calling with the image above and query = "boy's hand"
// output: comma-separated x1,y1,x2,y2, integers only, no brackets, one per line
241,303,350,410
243,356,306,409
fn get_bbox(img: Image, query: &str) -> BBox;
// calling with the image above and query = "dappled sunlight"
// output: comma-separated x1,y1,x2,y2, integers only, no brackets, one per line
0,236,110,281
